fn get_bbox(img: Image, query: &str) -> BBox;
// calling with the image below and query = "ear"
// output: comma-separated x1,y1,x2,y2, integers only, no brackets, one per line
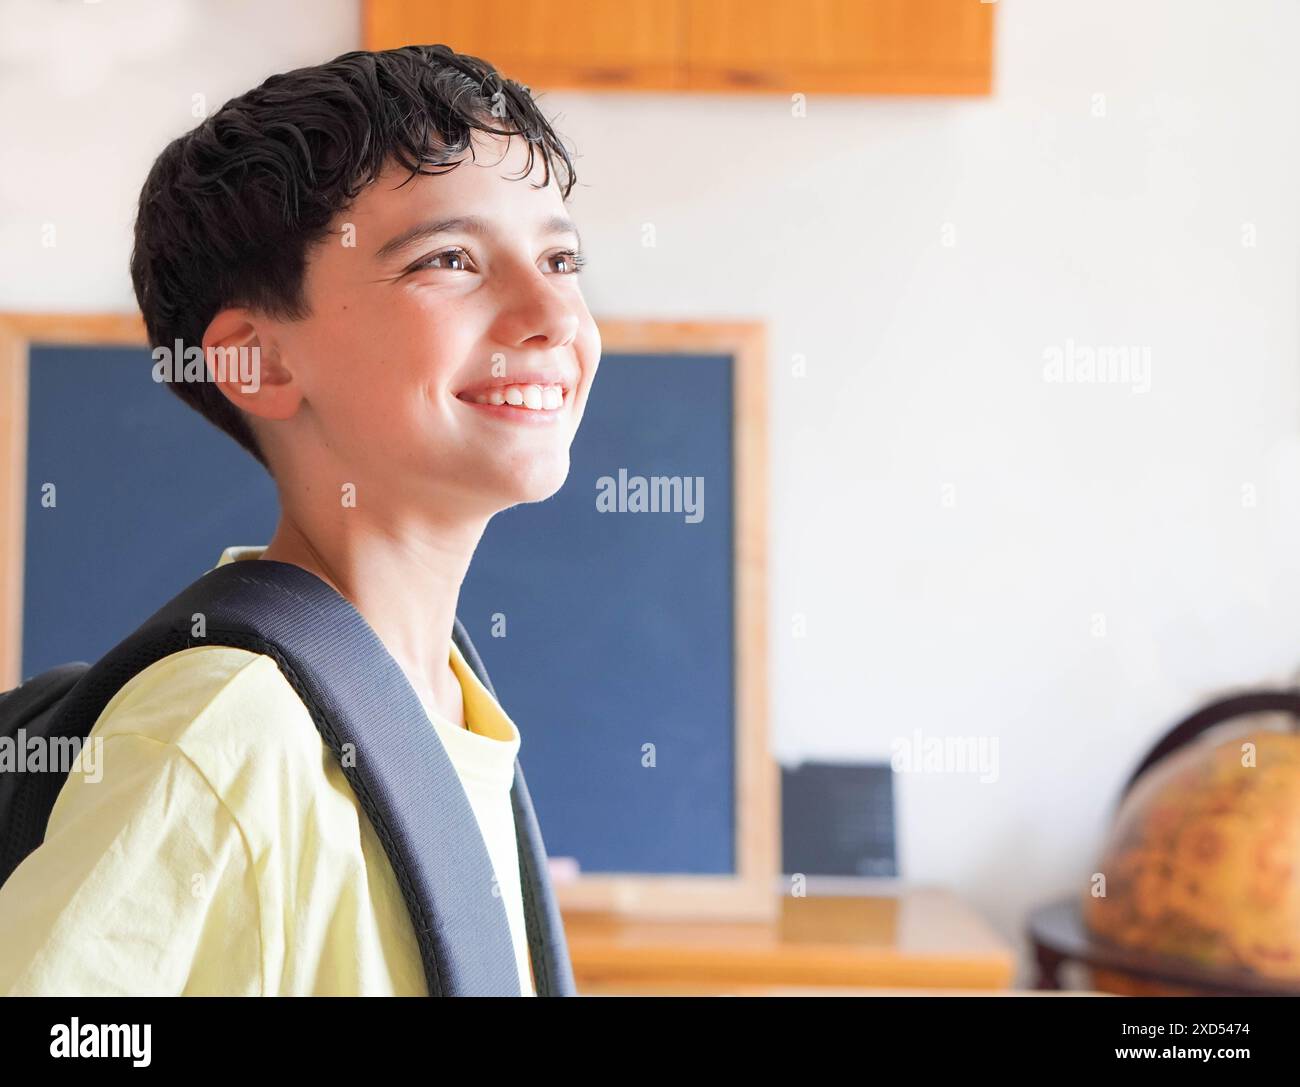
200,307,301,422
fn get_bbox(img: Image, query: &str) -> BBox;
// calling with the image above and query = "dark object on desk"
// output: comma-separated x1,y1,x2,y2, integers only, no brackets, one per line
781,761,896,877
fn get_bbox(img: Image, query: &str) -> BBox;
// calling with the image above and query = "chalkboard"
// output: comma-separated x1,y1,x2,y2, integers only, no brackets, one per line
22,343,738,877
22,345,280,674
460,352,734,875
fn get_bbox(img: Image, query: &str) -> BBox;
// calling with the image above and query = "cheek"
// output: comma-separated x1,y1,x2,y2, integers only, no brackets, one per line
570,323,603,418
376,293,476,381
313,302,462,411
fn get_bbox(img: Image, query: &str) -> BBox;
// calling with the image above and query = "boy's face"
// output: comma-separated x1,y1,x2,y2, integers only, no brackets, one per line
252,129,600,517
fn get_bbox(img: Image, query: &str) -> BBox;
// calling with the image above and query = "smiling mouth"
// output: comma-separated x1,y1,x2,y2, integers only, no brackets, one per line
456,381,568,413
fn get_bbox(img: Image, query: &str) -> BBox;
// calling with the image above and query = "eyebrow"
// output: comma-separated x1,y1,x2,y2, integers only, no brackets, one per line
374,214,582,262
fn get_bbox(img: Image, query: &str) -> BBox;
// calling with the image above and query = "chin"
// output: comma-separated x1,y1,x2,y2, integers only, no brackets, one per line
498,452,572,507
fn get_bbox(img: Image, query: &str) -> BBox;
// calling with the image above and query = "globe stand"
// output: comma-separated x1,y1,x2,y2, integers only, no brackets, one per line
1027,897,1300,996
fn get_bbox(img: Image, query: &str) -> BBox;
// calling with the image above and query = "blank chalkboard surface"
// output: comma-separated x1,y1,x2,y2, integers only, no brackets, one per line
22,345,280,675
22,344,738,878
460,352,734,875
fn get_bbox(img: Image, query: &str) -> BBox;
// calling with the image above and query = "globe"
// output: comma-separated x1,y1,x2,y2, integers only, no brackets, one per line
1081,722,1300,994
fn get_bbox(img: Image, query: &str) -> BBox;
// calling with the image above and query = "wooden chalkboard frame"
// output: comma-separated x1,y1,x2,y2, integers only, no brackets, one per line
0,313,776,922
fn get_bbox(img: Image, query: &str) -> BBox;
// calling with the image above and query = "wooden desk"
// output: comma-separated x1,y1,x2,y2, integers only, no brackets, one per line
563,886,1016,996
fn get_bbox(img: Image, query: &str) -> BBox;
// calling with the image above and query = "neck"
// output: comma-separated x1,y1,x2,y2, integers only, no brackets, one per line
257,500,488,729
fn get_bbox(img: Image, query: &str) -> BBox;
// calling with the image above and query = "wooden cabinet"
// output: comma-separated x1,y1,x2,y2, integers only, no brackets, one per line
363,0,994,96
684,0,993,94
364,1,688,91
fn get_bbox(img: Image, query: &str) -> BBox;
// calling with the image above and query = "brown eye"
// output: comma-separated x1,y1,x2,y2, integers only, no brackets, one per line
409,247,474,273
546,249,587,275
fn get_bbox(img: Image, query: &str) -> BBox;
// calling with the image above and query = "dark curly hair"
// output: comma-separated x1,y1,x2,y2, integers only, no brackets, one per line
129,44,578,470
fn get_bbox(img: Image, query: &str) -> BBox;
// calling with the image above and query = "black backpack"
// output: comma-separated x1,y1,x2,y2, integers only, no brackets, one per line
0,558,575,997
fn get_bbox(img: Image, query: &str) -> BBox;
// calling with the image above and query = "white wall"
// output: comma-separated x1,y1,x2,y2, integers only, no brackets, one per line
559,0,1300,981
3,0,1298,983
0,0,359,307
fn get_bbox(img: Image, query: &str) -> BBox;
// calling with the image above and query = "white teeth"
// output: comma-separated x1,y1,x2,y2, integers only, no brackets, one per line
467,383,566,411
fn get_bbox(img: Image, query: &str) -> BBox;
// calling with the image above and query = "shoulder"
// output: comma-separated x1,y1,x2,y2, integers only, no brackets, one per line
88,644,337,829
3,717,266,995
93,643,321,760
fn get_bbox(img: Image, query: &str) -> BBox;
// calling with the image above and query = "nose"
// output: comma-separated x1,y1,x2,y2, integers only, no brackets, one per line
488,266,580,350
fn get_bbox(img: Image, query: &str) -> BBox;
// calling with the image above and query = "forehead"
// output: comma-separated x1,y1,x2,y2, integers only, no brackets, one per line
346,129,564,231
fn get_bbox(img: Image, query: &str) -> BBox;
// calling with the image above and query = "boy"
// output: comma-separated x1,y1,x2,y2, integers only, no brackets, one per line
0,44,599,995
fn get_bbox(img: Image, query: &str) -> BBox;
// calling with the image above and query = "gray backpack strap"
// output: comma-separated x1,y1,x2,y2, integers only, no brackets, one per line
49,560,520,996
453,618,578,997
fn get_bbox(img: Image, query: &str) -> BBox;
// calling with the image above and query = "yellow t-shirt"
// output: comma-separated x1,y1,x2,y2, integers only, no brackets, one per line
0,546,535,996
